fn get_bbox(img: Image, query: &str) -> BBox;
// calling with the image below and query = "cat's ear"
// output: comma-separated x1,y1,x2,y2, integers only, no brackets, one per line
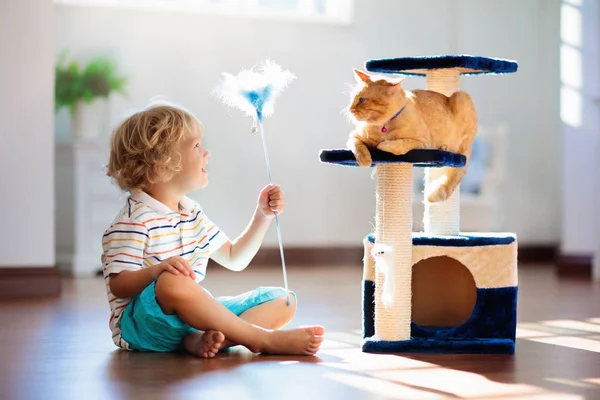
353,69,371,83
387,77,405,86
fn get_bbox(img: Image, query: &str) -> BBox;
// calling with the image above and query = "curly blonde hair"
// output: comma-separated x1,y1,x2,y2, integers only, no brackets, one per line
107,103,201,192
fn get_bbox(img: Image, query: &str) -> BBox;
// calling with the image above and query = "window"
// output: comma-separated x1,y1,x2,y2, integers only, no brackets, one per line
54,0,354,24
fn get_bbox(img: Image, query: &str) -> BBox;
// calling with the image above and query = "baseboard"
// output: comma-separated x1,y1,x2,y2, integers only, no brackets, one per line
0,266,61,299
517,245,557,263
557,253,593,278
246,246,365,267
221,244,558,268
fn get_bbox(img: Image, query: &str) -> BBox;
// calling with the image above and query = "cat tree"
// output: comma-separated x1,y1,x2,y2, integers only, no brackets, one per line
320,55,519,354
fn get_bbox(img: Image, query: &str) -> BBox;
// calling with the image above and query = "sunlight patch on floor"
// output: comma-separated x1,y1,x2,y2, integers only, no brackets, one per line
319,345,439,373
545,377,597,389
376,368,586,399
323,331,363,347
526,336,600,353
317,334,585,400
324,371,443,399
322,355,583,399
516,326,555,338
279,361,300,365
540,319,600,334
319,339,356,351
517,318,600,353
517,322,588,336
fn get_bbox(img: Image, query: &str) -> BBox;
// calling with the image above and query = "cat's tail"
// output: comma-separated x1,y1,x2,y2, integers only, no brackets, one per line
425,165,467,203
426,92,477,203
426,140,475,202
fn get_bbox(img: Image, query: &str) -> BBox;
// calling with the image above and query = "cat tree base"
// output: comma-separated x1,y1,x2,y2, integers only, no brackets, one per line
363,232,518,355
362,337,515,354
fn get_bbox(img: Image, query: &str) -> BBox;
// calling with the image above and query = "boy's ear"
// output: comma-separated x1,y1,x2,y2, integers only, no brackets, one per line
147,164,159,184
150,162,168,184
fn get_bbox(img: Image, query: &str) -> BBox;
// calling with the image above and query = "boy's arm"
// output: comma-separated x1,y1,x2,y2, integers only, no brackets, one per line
211,184,283,272
212,208,272,272
109,267,160,299
109,256,195,299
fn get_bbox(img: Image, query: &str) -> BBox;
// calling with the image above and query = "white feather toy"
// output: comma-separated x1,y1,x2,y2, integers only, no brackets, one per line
371,243,395,308
214,59,296,305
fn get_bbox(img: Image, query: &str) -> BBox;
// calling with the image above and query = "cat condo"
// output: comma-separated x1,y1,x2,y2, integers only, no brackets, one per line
320,55,519,354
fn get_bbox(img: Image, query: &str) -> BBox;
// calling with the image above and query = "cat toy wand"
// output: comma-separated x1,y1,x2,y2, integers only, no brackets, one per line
214,59,295,306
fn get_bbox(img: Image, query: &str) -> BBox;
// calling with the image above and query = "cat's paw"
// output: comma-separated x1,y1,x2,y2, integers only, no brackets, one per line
356,153,373,167
427,190,448,203
355,151,373,167
425,183,450,203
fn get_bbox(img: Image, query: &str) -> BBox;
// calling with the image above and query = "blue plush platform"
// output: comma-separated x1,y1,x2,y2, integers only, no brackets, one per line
319,148,466,168
366,232,516,247
365,55,518,76
362,282,518,354
362,337,515,354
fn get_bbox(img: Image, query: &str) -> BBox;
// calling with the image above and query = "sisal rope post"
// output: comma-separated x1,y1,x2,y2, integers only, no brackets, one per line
424,69,461,235
374,163,413,341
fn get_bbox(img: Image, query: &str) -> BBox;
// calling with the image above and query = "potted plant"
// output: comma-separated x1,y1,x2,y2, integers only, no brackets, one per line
55,51,128,138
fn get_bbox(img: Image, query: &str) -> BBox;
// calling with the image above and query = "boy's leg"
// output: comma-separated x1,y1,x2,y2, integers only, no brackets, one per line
184,293,296,356
238,293,296,329
154,273,324,357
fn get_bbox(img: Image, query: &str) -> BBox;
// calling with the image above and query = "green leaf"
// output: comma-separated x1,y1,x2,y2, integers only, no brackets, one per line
54,50,129,113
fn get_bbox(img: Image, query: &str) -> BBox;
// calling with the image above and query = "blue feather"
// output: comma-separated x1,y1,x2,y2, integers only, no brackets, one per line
242,86,272,121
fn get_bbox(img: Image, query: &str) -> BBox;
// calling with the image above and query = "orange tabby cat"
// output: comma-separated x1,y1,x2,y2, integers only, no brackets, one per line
346,69,478,203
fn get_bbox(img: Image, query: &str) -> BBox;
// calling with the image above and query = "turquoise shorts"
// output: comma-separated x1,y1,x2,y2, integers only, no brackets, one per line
119,281,296,352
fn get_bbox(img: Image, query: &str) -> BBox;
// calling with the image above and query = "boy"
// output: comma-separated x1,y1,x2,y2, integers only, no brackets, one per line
102,103,324,358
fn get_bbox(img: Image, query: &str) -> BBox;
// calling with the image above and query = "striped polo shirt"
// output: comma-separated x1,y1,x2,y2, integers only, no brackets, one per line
101,191,229,349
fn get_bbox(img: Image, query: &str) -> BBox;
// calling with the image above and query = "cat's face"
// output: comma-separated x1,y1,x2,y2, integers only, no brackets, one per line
347,69,405,124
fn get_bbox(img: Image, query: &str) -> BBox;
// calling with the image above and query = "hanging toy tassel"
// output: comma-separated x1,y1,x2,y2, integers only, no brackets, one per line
251,115,259,134
256,112,290,306
371,244,394,308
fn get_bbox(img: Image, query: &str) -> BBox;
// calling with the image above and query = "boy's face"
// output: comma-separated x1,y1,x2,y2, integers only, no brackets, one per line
172,123,210,193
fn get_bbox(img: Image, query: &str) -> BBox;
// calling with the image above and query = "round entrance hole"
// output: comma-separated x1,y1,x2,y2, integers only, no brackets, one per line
411,256,477,327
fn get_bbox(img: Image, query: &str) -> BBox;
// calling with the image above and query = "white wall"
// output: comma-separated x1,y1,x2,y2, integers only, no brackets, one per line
54,0,561,247
455,0,562,244
558,0,600,276
0,0,55,267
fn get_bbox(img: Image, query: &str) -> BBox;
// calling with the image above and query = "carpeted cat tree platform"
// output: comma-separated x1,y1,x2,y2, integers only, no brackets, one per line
320,55,519,354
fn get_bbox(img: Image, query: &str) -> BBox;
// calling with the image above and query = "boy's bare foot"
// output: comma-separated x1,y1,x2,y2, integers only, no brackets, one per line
262,326,325,356
184,330,225,358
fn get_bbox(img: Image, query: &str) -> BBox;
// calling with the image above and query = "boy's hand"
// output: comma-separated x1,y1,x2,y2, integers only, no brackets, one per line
154,256,195,279
258,184,285,219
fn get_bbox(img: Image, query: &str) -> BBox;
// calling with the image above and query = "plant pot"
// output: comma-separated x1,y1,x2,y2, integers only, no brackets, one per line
71,98,109,138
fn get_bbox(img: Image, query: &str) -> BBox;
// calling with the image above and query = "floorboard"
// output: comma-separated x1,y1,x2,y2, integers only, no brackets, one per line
1,264,599,400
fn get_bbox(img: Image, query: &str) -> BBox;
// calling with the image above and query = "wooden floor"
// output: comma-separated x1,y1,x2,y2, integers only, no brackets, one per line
1,264,599,400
